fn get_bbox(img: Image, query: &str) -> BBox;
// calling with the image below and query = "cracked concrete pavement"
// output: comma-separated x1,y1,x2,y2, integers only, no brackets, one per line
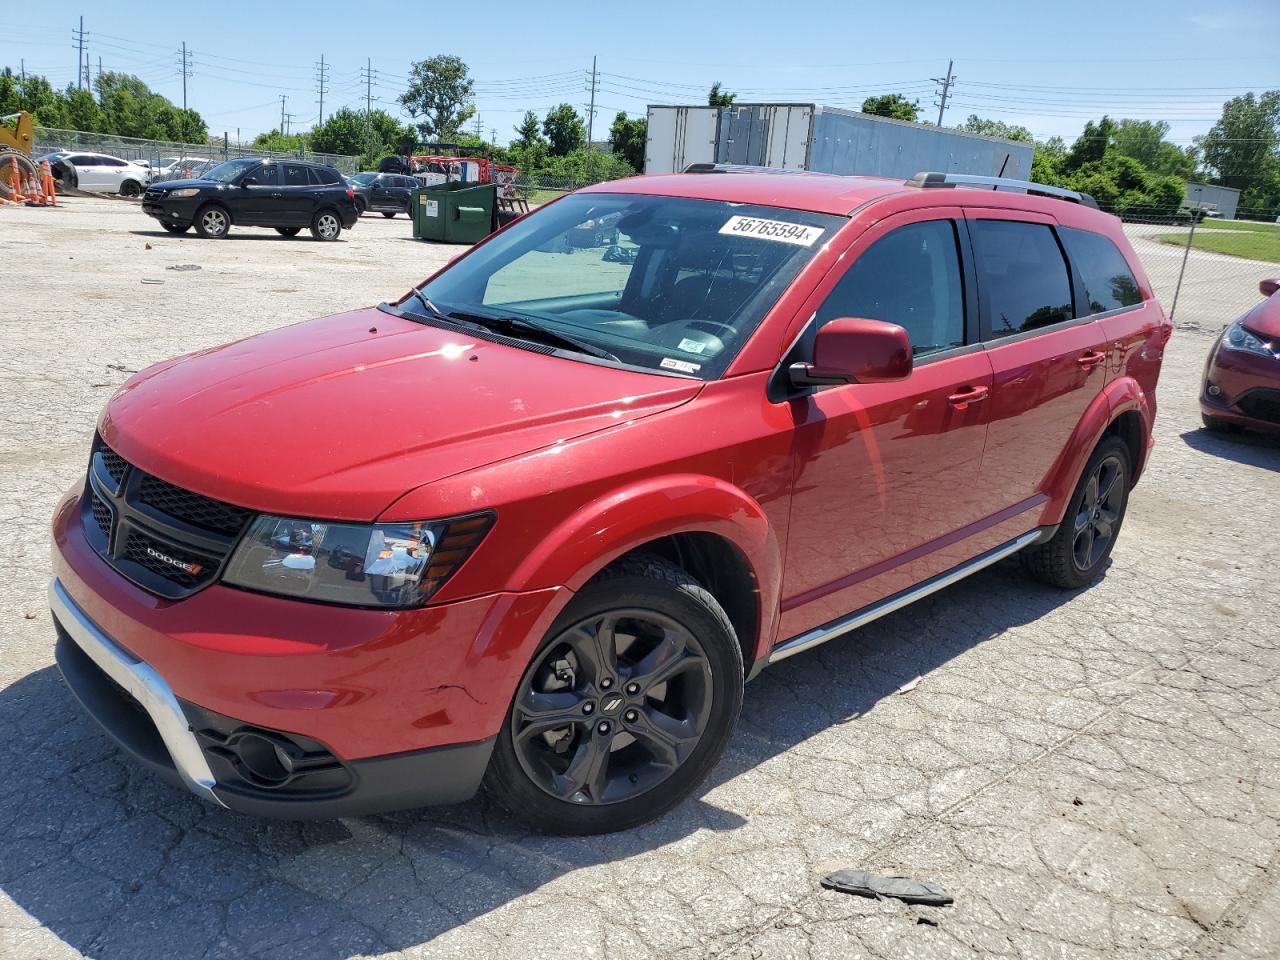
1,197,1278,959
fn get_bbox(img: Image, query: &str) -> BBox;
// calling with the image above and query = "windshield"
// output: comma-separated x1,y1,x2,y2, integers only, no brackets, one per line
350,173,377,185
200,158,262,183
416,193,843,379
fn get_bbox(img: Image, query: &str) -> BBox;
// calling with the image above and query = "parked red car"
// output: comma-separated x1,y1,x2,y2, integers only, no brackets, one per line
51,167,1169,833
1201,278,1280,435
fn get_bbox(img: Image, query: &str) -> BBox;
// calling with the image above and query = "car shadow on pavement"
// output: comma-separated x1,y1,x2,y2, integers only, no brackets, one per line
0,559,1083,959
1180,426,1280,468
127,230,328,242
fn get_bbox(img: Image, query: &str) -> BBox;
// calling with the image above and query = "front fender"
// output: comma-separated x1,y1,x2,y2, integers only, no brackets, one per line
1042,377,1152,523
509,474,783,663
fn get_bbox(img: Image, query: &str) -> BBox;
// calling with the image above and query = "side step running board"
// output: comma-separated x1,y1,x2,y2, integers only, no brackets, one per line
767,530,1043,666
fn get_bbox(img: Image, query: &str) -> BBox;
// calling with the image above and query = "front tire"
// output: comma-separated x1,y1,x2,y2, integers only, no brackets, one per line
485,556,743,835
161,222,191,234
310,210,342,241
382,211,396,218
194,204,230,239
1023,435,1131,589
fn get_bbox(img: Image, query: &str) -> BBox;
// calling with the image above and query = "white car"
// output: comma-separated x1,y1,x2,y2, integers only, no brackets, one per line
150,156,210,178
41,151,152,196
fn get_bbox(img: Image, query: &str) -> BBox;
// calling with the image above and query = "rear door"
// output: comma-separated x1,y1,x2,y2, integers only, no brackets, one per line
965,211,1110,509
780,209,996,636
68,155,102,190
235,162,281,225
280,163,315,225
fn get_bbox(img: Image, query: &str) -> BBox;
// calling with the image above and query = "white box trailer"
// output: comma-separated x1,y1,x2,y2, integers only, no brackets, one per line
644,103,1033,181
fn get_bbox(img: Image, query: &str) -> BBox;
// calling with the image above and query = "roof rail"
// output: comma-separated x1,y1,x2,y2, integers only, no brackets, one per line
684,162,827,176
907,171,1099,209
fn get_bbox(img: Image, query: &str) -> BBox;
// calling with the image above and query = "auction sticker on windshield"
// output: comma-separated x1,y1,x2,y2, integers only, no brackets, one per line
719,216,824,247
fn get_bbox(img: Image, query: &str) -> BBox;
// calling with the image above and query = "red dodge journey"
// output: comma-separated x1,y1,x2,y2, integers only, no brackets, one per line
51,166,1169,834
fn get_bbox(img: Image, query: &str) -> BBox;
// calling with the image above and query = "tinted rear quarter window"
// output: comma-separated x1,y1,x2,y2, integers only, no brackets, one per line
313,166,340,185
1059,227,1143,314
971,220,1074,339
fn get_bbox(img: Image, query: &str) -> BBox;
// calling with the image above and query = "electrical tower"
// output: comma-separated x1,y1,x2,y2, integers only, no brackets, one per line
177,42,193,144
280,95,288,134
72,17,87,90
315,54,329,125
360,59,377,113
932,59,956,126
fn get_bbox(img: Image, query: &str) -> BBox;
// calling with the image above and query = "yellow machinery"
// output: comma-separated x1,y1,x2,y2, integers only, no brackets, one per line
1,112,45,203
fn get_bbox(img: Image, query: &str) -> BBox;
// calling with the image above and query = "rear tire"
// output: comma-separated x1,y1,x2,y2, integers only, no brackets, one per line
382,211,396,218
274,226,301,237
1201,413,1242,434
193,204,230,239
1023,435,1131,589
484,555,744,835
310,210,342,241
119,180,142,198
161,222,190,234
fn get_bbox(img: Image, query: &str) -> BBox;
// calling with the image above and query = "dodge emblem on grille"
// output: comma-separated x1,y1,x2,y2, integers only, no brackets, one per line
145,546,203,575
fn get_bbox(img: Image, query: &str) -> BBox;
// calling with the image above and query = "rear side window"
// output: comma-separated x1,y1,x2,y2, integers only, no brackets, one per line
1059,227,1143,314
312,166,340,185
282,163,310,186
816,219,966,357
971,220,1074,339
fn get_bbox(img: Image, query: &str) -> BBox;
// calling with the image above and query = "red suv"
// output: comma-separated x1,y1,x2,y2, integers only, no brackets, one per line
51,167,1169,834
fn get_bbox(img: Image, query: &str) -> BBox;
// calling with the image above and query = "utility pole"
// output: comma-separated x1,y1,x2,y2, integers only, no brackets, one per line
361,58,375,114
933,59,955,127
280,94,288,134
584,55,598,180
73,17,86,90
178,42,193,145
473,111,482,140
96,56,102,101
284,113,295,137
315,54,329,125
19,59,25,110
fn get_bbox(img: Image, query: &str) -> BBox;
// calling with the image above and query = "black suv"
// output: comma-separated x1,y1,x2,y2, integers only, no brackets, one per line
141,157,359,241
348,172,418,217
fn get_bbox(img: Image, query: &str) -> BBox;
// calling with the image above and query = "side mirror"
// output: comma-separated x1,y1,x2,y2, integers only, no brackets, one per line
1260,278,1280,298
789,317,913,388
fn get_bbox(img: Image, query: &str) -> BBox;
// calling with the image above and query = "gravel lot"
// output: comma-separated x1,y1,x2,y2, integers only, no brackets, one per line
1,196,1279,960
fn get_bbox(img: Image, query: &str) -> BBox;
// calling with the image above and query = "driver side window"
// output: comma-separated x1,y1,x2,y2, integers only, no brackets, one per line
817,220,965,357
242,164,277,186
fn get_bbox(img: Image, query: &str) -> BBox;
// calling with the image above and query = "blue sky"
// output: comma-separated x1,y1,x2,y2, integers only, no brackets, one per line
3,0,1276,148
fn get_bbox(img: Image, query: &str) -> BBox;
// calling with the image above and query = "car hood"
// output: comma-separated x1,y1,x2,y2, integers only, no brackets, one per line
147,177,216,191
1243,289,1280,340
100,307,701,521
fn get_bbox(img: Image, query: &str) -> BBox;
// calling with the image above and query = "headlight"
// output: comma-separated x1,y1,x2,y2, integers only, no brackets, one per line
223,512,494,607
1222,321,1276,358
169,187,201,198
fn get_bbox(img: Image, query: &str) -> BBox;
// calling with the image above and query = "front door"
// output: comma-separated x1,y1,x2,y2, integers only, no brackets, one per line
235,162,281,225
965,211,1110,509
779,210,995,638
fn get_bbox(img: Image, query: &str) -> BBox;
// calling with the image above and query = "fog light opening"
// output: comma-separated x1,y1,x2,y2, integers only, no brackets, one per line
1207,383,1222,398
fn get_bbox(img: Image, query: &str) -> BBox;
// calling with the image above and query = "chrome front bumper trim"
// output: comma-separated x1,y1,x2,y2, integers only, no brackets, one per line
50,579,225,807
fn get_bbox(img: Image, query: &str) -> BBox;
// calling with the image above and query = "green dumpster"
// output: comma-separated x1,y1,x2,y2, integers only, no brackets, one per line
411,181,497,244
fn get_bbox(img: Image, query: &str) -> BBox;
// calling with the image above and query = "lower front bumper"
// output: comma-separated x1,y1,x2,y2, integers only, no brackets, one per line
52,579,495,817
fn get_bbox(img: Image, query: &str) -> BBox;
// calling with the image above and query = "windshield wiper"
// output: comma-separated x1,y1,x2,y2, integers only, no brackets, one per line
406,291,620,362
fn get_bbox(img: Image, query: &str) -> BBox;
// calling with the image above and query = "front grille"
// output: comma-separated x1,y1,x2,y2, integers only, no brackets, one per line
1237,388,1280,425
143,189,164,201
90,493,113,535
82,437,252,599
122,530,213,589
138,474,251,537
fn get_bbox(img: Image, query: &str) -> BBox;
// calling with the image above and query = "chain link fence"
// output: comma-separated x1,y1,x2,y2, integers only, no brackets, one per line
1111,204,1280,336
31,126,360,180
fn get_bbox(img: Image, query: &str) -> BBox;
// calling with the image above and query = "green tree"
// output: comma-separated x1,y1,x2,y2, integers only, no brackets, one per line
708,81,736,107
252,129,306,153
542,103,584,156
93,71,206,142
1196,90,1280,203
62,86,103,132
861,93,919,122
609,111,646,170
310,107,409,158
400,54,474,140
1062,116,1115,172
956,115,1033,143
1111,119,1195,179
513,109,543,149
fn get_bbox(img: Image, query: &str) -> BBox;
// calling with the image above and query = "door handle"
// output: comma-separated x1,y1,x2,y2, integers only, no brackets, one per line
947,385,989,410
270,192,283,198
1076,350,1107,369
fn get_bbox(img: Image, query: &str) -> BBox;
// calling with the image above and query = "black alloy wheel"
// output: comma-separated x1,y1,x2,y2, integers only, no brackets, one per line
485,555,743,834
1023,435,1131,589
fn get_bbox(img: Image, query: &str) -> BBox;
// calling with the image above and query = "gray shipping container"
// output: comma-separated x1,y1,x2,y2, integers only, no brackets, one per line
645,103,1033,181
